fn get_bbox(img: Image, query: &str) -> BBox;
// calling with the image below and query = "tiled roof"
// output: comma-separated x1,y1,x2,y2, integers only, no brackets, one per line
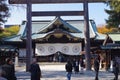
4,17,106,41
37,17,81,33
108,34,120,42
21,17,100,39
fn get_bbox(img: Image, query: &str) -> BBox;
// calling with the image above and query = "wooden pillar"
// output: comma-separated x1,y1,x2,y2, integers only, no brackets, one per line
26,0,32,71
84,0,91,70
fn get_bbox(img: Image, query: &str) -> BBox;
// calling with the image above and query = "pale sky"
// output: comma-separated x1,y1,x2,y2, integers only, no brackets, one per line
6,3,109,26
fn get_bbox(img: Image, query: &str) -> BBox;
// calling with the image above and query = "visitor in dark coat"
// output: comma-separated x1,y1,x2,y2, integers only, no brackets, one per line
65,60,73,80
29,58,41,80
80,58,84,74
75,60,79,74
72,59,76,73
113,59,119,80
0,67,7,80
72,59,79,73
2,58,16,80
94,56,100,80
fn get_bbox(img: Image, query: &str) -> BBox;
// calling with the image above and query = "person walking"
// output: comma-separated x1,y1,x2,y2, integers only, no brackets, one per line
2,58,16,80
94,56,100,80
65,60,73,80
113,59,119,80
29,58,41,80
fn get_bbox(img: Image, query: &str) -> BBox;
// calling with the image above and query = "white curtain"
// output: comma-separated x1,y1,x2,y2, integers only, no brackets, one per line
35,43,82,56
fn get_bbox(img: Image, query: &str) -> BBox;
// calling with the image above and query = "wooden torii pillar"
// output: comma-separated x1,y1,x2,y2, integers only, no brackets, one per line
9,0,106,71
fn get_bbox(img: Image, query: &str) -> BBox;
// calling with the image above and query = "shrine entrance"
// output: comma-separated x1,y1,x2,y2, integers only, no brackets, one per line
9,0,106,70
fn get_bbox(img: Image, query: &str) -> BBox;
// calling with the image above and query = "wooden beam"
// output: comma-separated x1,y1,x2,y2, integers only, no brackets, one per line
32,11,84,16
9,0,106,4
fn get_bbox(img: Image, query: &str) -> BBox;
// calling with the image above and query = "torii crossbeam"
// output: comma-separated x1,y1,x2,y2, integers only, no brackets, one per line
9,0,106,4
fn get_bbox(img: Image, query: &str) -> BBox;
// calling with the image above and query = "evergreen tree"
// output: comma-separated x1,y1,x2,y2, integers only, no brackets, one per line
105,0,120,28
0,0,10,23
109,0,120,13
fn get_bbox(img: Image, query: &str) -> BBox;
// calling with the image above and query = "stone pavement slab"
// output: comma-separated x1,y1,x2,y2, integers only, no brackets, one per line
15,63,119,80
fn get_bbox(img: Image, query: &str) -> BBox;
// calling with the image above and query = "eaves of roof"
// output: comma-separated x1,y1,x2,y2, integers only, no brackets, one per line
3,34,22,42
31,33,84,40
101,44,120,49
30,32,95,40
0,45,17,50
94,33,106,40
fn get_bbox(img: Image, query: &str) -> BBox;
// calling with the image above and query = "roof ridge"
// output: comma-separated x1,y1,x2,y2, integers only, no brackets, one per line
37,17,81,33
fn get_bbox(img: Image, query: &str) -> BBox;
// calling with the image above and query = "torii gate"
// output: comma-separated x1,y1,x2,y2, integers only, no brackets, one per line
9,0,106,71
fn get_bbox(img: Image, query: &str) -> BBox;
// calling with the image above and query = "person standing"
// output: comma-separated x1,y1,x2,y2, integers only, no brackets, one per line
75,59,79,74
113,59,119,80
65,60,73,80
2,58,16,80
94,56,100,80
29,58,41,80
72,58,76,73
80,58,84,74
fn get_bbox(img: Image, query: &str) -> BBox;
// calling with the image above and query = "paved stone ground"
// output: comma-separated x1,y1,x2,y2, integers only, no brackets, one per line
15,63,120,80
